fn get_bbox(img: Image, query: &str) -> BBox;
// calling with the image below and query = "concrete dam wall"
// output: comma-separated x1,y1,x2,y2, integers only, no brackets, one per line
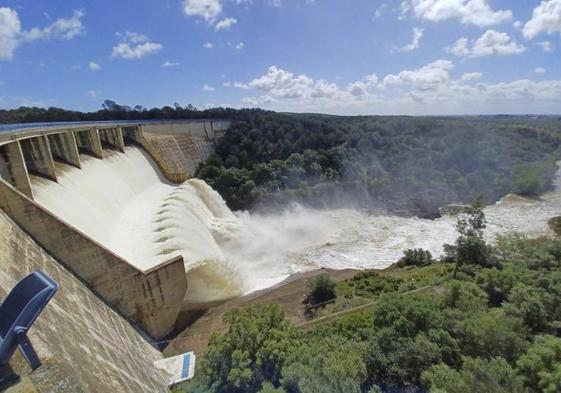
0,120,230,340
0,209,169,392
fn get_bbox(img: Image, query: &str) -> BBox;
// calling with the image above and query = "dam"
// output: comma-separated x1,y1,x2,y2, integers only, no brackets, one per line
0,120,230,341
3,119,561,392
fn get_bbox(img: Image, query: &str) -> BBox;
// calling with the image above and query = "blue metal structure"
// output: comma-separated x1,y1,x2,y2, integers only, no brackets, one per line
0,271,58,370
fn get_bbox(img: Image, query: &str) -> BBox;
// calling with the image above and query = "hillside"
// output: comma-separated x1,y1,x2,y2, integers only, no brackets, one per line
197,112,561,217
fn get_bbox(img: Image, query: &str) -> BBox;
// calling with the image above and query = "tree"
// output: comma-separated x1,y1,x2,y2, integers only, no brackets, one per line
475,267,520,307
305,274,337,307
516,335,561,393
447,197,497,278
453,309,528,363
548,216,561,236
504,285,549,334
396,248,433,267
422,357,524,393
282,339,367,393
192,304,300,393
365,327,442,388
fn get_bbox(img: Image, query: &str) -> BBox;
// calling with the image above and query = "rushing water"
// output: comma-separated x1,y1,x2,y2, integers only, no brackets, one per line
30,146,561,304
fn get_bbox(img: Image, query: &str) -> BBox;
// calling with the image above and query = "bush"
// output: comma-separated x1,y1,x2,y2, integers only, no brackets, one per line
338,271,402,300
305,274,337,307
397,248,434,267
548,216,561,236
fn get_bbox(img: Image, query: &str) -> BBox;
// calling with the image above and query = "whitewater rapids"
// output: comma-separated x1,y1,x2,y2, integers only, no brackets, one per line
30,146,561,304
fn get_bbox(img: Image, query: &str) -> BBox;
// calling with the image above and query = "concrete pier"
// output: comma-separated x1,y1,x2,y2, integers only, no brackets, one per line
48,132,81,168
0,141,33,199
99,127,125,152
19,136,57,182
74,129,103,158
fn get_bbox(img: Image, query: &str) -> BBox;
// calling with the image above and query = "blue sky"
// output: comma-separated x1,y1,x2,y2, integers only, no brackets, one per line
0,0,560,115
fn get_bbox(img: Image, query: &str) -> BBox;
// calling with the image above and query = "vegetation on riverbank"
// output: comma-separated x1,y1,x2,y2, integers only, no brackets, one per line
196,111,561,216
176,203,561,393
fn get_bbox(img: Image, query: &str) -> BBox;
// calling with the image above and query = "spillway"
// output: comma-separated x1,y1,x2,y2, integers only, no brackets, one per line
30,147,561,304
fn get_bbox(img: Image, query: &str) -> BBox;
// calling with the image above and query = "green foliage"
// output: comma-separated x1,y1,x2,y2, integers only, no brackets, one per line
504,285,550,334
452,309,528,363
548,216,561,236
422,357,524,393
396,248,433,267
443,281,488,313
191,233,561,393
365,328,443,388
258,382,286,393
514,162,553,196
282,338,367,393
475,267,520,307
372,294,442,337
192,304,300,393
305,274,337,307
337,271,402,300
517,335,561,393
196,113,561,214
445,198,499,278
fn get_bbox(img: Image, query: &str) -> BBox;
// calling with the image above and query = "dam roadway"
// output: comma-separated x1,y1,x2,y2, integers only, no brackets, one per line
0,119,230,339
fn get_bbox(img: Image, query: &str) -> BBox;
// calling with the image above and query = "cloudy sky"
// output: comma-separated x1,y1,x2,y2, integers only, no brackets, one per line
0,0,560,115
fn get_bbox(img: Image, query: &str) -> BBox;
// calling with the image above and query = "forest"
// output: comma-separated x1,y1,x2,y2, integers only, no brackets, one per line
197,111,561,217
179,203,561,393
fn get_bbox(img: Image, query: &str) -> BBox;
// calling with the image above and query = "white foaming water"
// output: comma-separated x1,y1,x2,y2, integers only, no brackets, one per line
30,147,561,304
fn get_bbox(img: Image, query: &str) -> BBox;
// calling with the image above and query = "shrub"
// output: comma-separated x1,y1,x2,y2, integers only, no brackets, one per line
548,216,561,236
305,274,337,307
397,248,434,267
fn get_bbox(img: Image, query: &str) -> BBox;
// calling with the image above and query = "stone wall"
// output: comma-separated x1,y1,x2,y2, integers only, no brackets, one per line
0,210,169,392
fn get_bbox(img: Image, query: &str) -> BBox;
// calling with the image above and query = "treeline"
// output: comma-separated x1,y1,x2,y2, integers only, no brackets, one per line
0,100,245,124
197,111,561,216
181,206,561,393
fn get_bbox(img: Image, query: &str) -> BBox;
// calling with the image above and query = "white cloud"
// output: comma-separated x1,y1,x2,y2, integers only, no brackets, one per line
403,0,512,27
182,0,222,23
523,0,561,39
236,42,244,49
535,67,547,74
89,61,100,71
22,9,85,42
237,62,561,115
0,8,21,60
0,7,85,60
240,66,381,105
215,17,237,31
86,90,101,97
448,30,525,58
374,3,387,19
461,72,482,81
111,31,162,60
399,27,424,52
162,61,180,68
203,41,214,48
383,59,453,90
234,81,250,89
203,84,215,91
538,41,553,52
